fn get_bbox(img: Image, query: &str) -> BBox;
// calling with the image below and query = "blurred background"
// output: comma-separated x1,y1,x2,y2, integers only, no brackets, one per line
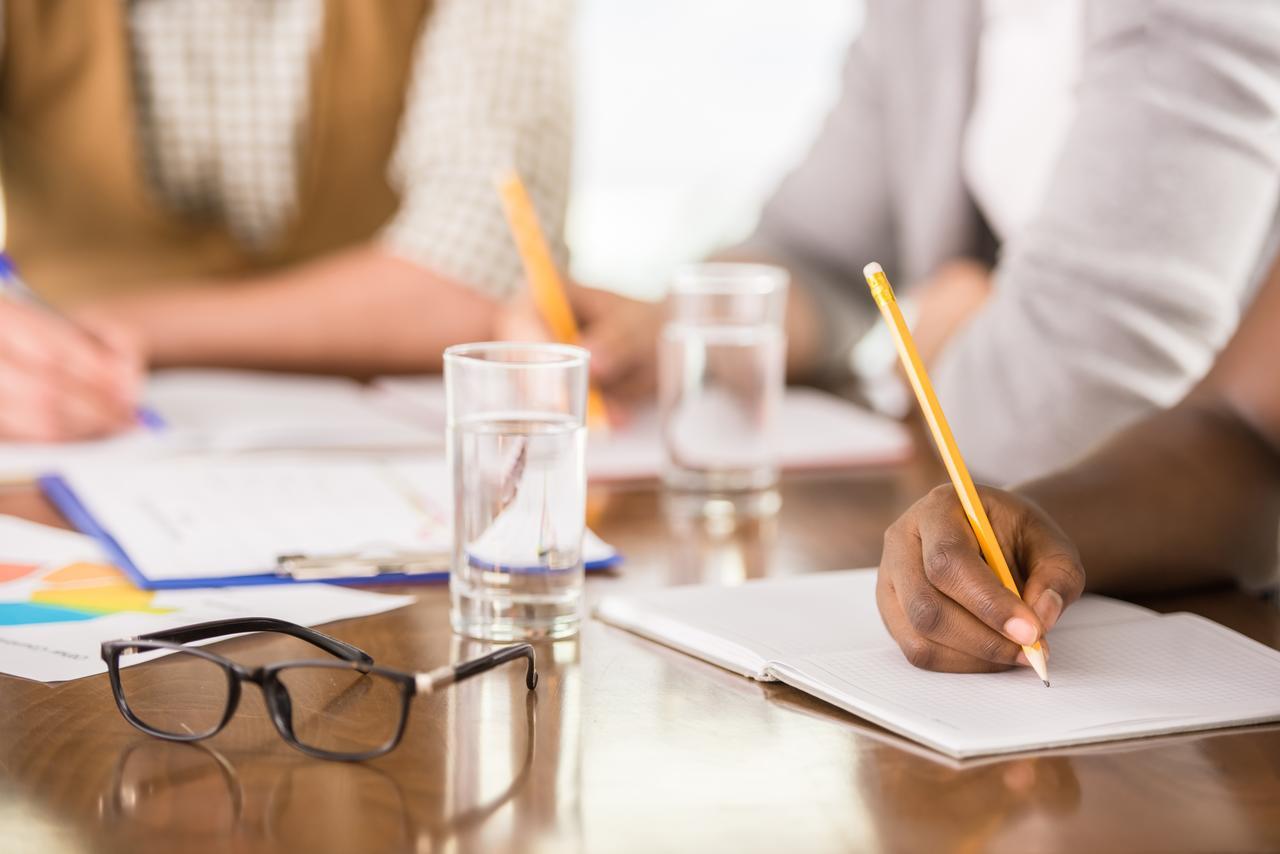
567,0,862,298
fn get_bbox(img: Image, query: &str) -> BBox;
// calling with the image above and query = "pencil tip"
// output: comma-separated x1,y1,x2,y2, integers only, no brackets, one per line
1042,680,1051,688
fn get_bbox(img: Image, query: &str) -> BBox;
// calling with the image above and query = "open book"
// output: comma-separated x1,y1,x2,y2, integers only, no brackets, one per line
595,569,1280,759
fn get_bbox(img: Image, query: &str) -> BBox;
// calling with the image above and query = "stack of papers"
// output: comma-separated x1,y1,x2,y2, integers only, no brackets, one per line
0,517,414,682
42,455,620,588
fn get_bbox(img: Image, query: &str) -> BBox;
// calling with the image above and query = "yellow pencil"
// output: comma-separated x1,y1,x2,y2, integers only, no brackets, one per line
495,170,609,432
863,262,1050,686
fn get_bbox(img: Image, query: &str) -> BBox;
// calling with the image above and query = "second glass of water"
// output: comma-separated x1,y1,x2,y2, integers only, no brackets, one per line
444,342,588,641
659,263,788,495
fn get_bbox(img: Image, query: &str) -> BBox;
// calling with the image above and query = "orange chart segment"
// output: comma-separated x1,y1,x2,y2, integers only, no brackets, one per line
28,562,174,617
0,564,39,584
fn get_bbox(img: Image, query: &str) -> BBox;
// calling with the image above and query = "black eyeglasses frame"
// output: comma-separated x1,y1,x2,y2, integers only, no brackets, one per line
100,616,538,762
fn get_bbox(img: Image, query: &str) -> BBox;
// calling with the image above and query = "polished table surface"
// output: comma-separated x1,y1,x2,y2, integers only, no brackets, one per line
2,461,1279,854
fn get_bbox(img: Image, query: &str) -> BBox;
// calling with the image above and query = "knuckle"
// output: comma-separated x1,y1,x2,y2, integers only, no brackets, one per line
1041,553,1087,600
923,542,963,587
882,517,909,551
925,483,955,507
905,591,945,636
901,635,935,671
977,632,1019,664
970,593,1010,630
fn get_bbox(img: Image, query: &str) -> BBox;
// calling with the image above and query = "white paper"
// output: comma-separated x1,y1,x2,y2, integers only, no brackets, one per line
57,454,617,582
0,368,442,481
374,378,913,481
777,614,1280,757
594,569,1280,758
146,369,440,451
594,568,1153,678
0,517,415,682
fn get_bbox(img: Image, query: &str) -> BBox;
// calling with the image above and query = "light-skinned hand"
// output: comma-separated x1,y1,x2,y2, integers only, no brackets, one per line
0,298,144,441
495,282,664,411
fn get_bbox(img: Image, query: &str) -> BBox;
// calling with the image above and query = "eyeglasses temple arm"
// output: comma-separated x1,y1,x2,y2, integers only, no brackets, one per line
131,617,374,667
416,643,538,695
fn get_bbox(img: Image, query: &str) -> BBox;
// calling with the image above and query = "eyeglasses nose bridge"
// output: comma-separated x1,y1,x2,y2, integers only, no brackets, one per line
257,671,299,744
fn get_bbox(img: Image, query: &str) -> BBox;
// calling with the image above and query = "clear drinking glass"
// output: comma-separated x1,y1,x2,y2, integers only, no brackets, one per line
444,342,589,641
659,263,788,495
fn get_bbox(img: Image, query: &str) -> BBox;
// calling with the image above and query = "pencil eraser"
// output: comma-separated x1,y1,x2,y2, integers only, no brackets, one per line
863,262,884,278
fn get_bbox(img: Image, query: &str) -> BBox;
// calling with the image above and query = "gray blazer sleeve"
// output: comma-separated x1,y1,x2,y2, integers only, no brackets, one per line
737,4,895,376
935,0,1280,485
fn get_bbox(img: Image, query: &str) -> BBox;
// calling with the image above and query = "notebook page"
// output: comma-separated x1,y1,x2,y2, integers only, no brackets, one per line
372,379,912,481
774,613,1280,758
148,369,440,451
594,569,1156,679
595,594,777,679
0,369,441,482
597,570,884,676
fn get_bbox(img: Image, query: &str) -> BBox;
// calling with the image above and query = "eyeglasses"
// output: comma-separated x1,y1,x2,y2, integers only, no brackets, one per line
101,617,538,762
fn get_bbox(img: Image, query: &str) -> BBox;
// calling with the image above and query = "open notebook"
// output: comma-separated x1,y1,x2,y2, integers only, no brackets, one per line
0,369,441,481
595,569,1280,759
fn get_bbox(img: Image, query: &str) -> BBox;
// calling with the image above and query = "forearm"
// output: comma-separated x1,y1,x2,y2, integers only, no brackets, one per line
92,246,500,376
1018,402,1280,595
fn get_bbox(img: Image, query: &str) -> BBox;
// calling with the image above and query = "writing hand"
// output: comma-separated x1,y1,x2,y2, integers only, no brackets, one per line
0,299,144,441
877,484,1085,672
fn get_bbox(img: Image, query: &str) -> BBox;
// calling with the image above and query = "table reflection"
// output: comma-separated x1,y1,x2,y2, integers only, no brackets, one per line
662,490,779,585
859,751,1082,854
442,636,583,852
97,741,242,835
96,679,542,852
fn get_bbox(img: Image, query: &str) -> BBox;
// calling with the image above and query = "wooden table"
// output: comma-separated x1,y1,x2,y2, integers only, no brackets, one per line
2,463,1279,854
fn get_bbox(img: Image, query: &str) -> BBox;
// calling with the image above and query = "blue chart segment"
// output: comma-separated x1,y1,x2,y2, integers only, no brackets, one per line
0,603,101,626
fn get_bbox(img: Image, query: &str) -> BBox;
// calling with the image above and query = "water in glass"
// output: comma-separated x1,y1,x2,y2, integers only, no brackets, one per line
449,413,586,641
659,321,785,492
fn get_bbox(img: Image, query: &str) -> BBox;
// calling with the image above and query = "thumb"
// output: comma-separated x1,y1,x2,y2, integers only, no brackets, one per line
1017,525,1086,634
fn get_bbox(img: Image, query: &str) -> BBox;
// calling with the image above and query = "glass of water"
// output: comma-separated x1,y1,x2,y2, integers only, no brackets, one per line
444,342,588,641
659,263,788,496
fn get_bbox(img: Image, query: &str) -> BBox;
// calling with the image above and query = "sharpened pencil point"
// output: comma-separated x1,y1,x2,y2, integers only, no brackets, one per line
1042,680,1051,688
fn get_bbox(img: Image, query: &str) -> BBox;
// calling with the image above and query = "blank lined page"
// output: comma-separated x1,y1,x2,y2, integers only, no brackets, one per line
595,569,1156,679
776,613,1280,758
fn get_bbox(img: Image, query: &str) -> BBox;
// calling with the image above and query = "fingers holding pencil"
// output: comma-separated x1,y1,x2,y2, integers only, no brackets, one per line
879,484,1086,672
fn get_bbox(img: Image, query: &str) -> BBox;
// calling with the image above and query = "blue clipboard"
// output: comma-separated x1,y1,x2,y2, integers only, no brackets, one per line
38,474,622,590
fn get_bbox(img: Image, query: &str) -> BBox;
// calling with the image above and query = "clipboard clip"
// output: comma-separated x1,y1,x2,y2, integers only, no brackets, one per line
275,550,451,581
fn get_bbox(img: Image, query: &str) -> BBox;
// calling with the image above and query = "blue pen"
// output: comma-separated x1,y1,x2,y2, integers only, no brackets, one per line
0,251,162,432
0,251,49,307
